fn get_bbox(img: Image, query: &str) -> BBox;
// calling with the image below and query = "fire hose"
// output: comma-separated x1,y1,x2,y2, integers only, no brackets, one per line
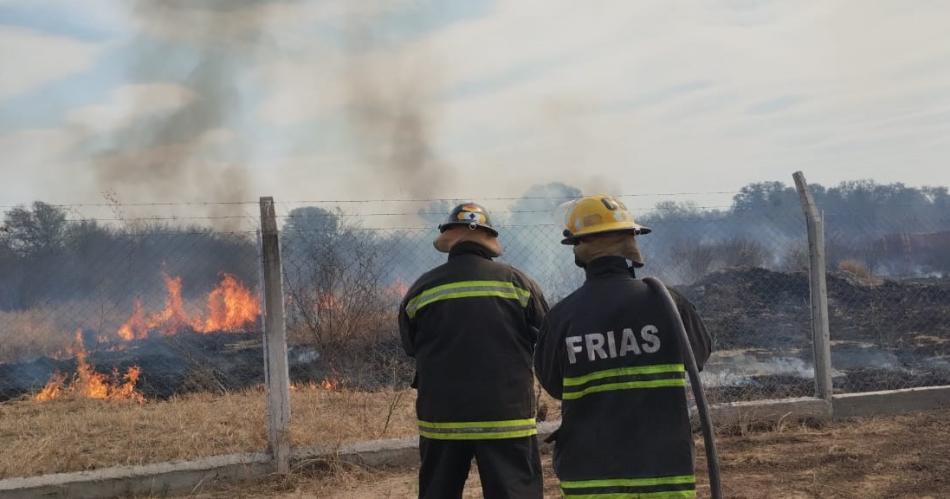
643,277,723,499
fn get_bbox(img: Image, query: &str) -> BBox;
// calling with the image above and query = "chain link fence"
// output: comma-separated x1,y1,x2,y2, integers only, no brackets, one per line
823,205,950,393
272,197,820,449
0,202,268,478
1,189,948,479
640,209,816,405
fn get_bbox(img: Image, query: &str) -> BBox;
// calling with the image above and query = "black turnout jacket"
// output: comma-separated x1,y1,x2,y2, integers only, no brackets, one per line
535,256,712,498
399,241,549,440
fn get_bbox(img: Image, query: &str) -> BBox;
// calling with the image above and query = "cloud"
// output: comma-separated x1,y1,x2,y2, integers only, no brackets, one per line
0,128,87,203
747,95,805,115
3,0,950,208
0,26,105,102
240,0,950,202
0,0,126,41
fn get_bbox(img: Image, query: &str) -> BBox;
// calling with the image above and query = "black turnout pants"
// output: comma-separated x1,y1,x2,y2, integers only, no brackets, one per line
418,435,543,499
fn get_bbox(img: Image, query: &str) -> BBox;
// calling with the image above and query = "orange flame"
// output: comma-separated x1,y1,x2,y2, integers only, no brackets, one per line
117,299,147,341
33,373,65,401
195,274,261,333
317,292,341,312
387,279,410,298
320,378,340,391
116,273,259,340
152,274,192,334
34,330,144,403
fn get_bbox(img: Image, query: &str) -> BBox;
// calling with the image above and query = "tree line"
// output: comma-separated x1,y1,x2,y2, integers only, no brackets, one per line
2,179,947,312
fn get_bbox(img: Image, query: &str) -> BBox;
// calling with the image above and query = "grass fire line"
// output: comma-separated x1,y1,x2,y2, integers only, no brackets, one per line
118,273,260,340
34,330,144,403
32,273,261,403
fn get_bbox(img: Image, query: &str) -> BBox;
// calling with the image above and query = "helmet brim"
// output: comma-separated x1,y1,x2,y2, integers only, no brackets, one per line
561,224,651,245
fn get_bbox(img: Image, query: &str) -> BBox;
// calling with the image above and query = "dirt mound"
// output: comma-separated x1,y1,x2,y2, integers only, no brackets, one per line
677,267,810,349
678,267,950,351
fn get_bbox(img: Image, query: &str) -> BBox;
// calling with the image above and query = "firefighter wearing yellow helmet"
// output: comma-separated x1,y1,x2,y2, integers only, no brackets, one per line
536,194,712,498
560,194,651,268
561,194,651,241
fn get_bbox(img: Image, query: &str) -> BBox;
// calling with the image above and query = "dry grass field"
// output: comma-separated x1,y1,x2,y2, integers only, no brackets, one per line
3,388,949,498
0,386,420,479
0,385,566,480
188,409,950,499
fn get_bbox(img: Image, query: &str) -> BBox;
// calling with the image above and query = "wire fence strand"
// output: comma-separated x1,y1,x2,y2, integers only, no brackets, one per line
1,192,948,477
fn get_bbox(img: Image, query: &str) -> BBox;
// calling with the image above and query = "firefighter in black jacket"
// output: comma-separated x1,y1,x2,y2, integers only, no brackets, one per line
535,194,712,499
399,203,549,499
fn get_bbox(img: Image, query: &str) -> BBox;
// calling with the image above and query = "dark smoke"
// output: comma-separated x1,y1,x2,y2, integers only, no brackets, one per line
342,9,449,199
90,1,286,226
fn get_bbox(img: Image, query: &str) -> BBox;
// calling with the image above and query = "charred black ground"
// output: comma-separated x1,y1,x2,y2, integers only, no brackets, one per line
2,267,948,402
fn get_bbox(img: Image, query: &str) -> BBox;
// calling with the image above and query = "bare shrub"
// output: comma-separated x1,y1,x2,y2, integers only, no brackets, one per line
838,259,882,286
668,237,769,284
284,234,389,351
0,309,68,362
281,207,409,387
717,238,768,269
670,239,716,284
780,244,809,272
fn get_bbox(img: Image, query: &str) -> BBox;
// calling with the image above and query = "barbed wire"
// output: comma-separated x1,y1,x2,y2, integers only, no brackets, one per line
0,201,259,209
0,190,741,209
274,191,741,204
59,216,259,223
0,195,947,480
275,206,736,218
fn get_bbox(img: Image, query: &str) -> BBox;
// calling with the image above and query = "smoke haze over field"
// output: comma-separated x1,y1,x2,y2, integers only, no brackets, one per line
342,8,449,200
1,1,950,207
84,1,287,225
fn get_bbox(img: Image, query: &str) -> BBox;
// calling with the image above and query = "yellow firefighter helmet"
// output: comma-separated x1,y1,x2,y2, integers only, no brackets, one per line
561,194,651,245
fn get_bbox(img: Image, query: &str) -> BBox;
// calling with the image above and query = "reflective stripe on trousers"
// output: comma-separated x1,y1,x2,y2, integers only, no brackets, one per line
560,474,696,498
417,418,538,440
405,280,531,318
562,364,686,400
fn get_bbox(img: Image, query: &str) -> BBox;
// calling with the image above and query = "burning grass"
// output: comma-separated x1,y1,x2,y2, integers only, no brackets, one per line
1,272,263,404
0,273,261,366
33,330,144,402
118,273,259,340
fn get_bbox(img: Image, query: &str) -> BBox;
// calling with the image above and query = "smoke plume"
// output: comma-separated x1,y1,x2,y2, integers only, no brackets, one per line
342,9,449,199
89,1,283,225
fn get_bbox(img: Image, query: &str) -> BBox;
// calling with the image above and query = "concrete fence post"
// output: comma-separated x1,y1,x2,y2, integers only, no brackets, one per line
793,172,834,402
259,196,292,474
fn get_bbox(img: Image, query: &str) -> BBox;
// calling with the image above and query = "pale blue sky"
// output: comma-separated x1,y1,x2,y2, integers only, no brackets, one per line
1,0,948,211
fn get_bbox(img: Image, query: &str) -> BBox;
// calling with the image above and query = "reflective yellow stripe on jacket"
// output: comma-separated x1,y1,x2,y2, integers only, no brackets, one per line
561,474,696,498
405,280,531,319
562,364,686,400
417,418,537,440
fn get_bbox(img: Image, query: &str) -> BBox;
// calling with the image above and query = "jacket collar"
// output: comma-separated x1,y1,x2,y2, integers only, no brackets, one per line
449,240,496,260
584,256,636,280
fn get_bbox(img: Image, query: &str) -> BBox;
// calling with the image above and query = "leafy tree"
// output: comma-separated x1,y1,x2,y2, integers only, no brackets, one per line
283,206,340,239
1,202,68,256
